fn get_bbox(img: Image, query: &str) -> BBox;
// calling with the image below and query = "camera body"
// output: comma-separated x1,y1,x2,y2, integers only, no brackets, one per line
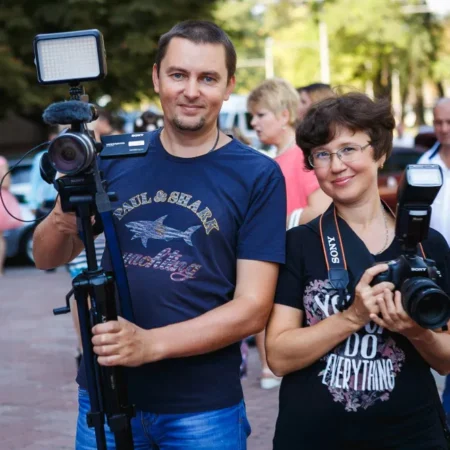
374,254,440,287
372,254,449,329
371,164,450,330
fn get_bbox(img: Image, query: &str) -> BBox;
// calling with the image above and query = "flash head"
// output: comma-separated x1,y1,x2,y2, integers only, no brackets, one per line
398,164,443,204
33,29,107,85
395,164,443,252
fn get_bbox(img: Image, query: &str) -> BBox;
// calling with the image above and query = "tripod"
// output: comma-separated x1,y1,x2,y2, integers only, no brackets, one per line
53,160,135,449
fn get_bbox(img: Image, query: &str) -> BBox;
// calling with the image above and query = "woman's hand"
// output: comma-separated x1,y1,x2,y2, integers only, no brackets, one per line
344,264,395,328
369,289,428,340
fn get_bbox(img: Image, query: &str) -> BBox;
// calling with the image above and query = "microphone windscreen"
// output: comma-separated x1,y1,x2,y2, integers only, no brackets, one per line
43,101,96,125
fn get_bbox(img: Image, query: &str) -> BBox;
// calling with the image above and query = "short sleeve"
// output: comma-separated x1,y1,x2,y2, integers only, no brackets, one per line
274,227,305,310
423,228,450,295
237,174,286,264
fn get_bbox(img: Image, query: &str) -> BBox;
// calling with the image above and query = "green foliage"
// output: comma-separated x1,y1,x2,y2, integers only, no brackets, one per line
0,0,218,119
214,0,448,124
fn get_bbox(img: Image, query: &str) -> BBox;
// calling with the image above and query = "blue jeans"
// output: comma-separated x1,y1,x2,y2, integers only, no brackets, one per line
443,375,450,414
76,388,251,449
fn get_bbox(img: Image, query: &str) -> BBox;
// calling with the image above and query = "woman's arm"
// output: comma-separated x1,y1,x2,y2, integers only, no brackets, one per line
299,188,331,225
408,326,450,375
0,158,11,190
265,304,360,376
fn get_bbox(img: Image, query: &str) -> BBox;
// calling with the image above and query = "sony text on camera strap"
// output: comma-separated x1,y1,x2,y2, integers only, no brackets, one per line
318,205,350,310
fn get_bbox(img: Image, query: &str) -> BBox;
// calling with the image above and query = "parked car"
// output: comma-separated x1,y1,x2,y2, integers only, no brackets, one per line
4,159,37,264
219,94,262,149
378,145,424,211
4,205,36,263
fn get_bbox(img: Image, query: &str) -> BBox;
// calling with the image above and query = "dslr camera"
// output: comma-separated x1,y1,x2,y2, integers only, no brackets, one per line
372,164,450,330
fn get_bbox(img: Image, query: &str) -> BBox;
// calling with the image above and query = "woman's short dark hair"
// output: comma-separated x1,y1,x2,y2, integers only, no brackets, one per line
296,92,395,170
155,20,236,82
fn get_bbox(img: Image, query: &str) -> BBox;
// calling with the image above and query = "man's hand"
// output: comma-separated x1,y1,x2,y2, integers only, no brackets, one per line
370,289,428,340
92,317,155,367
51,196,79,236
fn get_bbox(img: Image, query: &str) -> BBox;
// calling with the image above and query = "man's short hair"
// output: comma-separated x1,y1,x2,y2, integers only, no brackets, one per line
247,78,300,127
155,20,237,82
96,108,113,124
433,97,450,113
297,83,336,104
296,92,395,170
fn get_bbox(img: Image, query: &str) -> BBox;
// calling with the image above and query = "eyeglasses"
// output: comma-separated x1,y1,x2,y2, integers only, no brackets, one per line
308,143,371,168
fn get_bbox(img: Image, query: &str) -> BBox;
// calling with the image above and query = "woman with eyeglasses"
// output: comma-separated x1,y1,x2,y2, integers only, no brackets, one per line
266,92,450,449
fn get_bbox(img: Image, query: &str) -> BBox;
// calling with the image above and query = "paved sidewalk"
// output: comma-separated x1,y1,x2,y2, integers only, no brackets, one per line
0,267,279,449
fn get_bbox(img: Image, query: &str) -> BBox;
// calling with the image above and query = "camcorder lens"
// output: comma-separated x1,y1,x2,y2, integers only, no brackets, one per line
48,133,95,175
402,278,450,329
61,146,77,162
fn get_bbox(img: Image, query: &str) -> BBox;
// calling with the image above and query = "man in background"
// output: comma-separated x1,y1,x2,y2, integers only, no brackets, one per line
417,97,450,425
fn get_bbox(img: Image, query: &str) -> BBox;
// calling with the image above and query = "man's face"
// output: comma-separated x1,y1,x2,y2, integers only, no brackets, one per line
152,38,235,133
93,117,113,140
434,102,450,147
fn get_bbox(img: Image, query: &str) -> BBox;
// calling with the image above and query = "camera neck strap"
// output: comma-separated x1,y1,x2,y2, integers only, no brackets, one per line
319,205,350,309
317,201,407,310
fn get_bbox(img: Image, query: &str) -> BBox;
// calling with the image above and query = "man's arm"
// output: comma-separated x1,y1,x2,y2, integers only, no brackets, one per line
33,197,85,269
91,259,279,367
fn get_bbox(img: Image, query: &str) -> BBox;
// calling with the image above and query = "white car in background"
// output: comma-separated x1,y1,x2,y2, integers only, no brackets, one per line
4,159,37,263
219,94,261,149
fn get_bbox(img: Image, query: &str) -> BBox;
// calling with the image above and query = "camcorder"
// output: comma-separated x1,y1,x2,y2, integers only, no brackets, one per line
34,29,137,450
372,164,450,330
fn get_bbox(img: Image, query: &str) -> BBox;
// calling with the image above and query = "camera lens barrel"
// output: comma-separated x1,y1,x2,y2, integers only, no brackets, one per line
48,132,96,175
401,277,450,329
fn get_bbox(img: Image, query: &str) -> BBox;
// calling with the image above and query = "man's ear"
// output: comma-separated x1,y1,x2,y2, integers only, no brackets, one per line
224,75,236,101
152,64,160,94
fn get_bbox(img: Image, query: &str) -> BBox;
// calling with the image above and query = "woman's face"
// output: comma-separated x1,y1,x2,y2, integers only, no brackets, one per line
249,105,287,146
311,127,384,206
298,91,312,120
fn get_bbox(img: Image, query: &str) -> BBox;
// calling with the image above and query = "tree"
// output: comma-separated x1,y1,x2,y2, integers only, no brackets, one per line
0,0,218,120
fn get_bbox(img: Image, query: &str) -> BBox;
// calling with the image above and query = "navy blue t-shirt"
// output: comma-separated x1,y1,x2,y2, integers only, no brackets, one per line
77,130,286,413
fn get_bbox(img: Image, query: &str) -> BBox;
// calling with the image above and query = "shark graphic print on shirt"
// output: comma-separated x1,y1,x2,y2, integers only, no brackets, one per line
126,215,202,247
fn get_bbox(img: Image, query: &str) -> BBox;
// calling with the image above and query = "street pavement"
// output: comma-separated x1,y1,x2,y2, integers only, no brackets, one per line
0,266,278,450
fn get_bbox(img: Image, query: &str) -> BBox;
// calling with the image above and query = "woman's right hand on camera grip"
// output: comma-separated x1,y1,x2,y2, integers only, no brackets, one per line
345,264,395,328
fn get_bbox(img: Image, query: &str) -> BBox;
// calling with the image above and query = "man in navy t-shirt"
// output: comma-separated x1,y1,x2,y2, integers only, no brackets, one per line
33,20,286,449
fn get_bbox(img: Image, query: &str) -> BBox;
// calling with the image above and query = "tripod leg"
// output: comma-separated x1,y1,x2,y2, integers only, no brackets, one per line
92,275,135,450
74,277,108,450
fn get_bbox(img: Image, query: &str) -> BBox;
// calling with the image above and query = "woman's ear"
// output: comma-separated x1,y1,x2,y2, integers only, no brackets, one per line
280,108,290,128
379,154,387,169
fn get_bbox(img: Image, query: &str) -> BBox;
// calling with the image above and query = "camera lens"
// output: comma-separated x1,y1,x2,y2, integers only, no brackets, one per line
402,278,450,329
48,132,96,175
60,147,77,162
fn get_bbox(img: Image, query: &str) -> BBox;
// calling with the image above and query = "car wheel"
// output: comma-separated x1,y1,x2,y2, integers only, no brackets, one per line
20,227,35,264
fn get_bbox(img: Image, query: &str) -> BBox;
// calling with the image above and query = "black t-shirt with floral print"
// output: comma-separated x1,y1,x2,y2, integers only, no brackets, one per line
273,218,450,450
